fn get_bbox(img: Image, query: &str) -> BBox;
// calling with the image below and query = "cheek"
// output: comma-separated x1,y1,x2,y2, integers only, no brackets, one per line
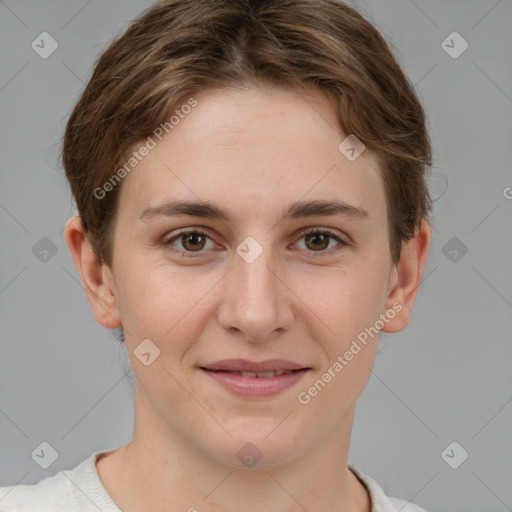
116,262,217,350
296,270,386,412
298,262,389,347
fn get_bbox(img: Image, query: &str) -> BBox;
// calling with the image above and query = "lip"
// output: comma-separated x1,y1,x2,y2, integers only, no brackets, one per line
201,359,308,372
200,359,311,398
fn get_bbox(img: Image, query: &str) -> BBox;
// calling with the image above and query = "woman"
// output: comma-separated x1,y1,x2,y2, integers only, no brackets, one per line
0,0,432,510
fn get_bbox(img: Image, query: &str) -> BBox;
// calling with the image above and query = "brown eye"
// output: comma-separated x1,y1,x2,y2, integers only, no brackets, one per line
181,231,206,251
163,228,216,256
295,228,348,254
304,232,330,251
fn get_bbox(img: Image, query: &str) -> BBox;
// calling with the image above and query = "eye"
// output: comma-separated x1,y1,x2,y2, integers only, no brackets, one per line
293,227,348,254
162,227,348,258
163,228,217,257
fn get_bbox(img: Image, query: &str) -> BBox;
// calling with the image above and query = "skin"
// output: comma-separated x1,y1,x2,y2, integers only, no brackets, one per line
65,84,430,512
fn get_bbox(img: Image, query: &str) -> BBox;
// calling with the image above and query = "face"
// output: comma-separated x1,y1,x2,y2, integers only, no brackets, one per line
95,85,403,468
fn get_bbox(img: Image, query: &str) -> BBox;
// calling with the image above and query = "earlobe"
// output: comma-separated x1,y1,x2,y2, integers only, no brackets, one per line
381,219,431,333
64,216,122,329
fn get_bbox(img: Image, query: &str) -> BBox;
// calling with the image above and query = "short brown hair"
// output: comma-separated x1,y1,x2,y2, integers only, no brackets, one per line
62,0,432,269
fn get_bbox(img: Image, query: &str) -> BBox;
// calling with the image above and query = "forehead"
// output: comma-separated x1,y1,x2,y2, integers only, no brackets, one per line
116,85,386,225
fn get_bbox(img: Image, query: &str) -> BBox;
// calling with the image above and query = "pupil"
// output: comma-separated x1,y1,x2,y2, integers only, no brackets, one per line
184,233,204,251
307,233,328,250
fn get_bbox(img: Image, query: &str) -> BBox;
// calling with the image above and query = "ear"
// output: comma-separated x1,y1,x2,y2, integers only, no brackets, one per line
381,218,431,333
64,216,122,329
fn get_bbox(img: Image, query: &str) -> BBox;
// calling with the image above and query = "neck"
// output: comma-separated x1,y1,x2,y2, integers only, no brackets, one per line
96,390,371,512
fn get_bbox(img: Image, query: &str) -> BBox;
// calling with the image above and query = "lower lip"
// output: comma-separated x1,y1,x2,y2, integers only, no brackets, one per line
200,368,309,397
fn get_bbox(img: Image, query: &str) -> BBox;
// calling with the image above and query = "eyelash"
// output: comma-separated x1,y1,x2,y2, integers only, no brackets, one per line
162,227,348,258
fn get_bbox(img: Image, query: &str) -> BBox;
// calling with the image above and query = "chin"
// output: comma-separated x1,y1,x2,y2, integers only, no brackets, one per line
204,427,307,471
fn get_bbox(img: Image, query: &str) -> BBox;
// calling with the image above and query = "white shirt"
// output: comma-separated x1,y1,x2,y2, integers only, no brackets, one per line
0,447,429,511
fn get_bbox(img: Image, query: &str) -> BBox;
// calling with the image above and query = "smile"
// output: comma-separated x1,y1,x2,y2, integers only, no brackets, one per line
200,359,311,397
216,369,295,377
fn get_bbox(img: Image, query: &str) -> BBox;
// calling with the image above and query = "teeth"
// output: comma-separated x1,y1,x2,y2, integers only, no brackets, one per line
239,370,294,378
257,371,276,378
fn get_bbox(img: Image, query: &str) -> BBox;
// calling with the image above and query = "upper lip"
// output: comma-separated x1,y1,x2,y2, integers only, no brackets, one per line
201,359,309,372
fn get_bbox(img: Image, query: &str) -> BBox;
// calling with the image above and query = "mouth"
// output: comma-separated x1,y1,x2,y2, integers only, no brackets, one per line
204,369,299,378
199,359,311,397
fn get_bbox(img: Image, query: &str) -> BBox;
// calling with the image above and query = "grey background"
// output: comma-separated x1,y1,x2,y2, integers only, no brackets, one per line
1,1,511,511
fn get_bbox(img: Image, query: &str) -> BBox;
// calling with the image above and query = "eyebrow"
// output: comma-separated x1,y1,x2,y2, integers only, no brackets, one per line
139,199,369,223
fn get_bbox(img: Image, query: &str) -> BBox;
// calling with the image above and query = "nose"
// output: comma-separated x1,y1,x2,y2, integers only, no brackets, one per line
216,240,294,343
